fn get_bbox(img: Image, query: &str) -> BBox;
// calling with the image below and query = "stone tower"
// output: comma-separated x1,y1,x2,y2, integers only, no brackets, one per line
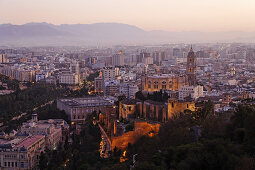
186,46,196,86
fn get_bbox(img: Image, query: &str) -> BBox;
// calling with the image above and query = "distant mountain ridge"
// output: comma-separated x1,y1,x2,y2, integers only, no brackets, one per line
0,22,255,46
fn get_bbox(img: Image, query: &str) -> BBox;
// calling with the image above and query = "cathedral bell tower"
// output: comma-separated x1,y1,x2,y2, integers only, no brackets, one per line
186,46,197,86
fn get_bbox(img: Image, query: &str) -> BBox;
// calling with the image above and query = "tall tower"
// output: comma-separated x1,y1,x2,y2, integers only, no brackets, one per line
186,46,196,86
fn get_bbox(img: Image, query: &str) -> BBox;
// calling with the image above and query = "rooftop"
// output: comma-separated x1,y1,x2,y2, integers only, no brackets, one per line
15,135,44,149
147,74,176,79
58,97,113,107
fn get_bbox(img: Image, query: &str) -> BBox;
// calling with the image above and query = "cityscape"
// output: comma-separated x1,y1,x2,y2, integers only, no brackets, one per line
1,0,255,170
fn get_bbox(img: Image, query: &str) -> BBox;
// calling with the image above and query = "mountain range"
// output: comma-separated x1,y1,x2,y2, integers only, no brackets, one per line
0,22,255,46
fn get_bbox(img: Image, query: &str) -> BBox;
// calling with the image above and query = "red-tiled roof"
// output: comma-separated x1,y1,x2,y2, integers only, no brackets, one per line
15,135,44,149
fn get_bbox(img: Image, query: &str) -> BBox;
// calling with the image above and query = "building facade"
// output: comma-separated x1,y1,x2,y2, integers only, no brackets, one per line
57,97,116,124
119,83,139,98
19,114,63,150
59,72,80,85
178,85,204,100
94,77,104,93
104,80,120,96
143,74,188,92
0,54,8,64
102,67,119,81
112,54,124,66
168,98,195,118
0,135,45,169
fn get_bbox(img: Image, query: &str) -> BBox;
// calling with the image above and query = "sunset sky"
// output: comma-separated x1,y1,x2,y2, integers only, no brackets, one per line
1,0,255,32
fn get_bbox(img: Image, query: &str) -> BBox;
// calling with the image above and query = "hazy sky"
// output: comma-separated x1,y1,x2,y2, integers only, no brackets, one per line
1,0,255,32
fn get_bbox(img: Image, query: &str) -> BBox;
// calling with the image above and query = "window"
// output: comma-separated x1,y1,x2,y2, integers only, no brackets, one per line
187,104,189,108
148,84,151,88
172,103,174,108
21,162,24,168
4,162,6,167
162,85,166,89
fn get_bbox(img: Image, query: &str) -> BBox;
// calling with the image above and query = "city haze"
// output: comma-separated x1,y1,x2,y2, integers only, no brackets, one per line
1,0,255,32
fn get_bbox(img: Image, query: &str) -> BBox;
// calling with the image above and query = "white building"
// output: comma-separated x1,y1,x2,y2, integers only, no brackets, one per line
19,114,67,150
59,72,80,85
104,80,120,96
120,83,139,98
178,85,204,100
102,67,119,81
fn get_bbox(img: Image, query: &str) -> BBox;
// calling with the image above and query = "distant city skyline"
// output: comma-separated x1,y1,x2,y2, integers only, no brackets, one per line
1,0,255,32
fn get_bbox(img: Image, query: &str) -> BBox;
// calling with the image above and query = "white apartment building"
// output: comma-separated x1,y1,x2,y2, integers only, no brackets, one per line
120,83,139,98
59,72,80,85
178,85,204,100
112,54,124,66
102,67,119,81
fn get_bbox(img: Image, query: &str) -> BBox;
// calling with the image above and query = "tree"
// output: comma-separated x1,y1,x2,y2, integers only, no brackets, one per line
39,152,48,170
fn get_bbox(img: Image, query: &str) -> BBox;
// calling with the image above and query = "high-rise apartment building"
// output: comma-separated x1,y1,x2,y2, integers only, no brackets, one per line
0,54,8,63
112,53,124,66
137,52,150,63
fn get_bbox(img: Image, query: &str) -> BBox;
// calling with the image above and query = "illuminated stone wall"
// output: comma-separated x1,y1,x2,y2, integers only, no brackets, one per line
111,121,160,150
167,98,195,118
119,102,136,120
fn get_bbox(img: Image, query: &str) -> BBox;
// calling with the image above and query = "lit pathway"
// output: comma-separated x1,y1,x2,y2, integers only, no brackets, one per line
98,123,111,158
